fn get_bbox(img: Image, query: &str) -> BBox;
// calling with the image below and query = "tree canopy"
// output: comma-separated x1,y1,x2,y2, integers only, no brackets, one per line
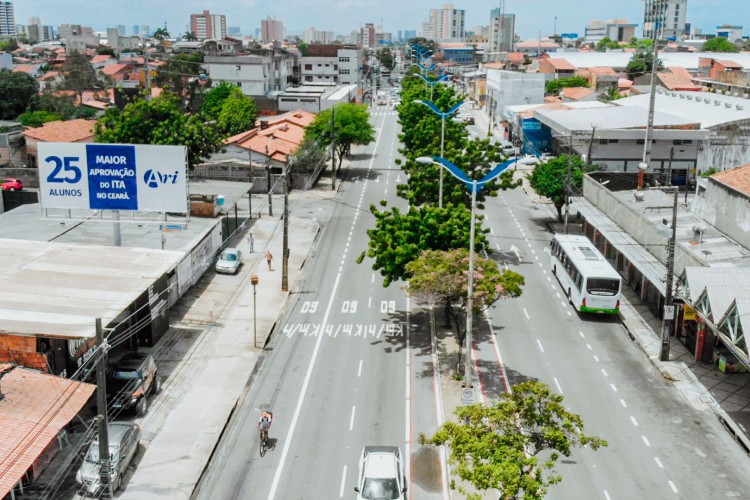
420,381,607,499
625,48,664,76
0,69,39,120
304,103,375,175
702,37,739,53
216,87,258,136
17,110,64,127
528,154,591,221
595,37,621,52
153,52,206,111
62,52,99,105
545,76,589,95
202,82,237,120
94,95,223,169
359,203,486,287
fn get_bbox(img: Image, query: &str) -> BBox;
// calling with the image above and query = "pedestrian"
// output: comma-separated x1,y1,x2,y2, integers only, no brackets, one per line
266,250,273,271
248,233,255,252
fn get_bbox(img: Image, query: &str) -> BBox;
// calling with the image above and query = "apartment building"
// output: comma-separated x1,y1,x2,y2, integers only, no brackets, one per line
427,4,465,42
488,8,515,55
261,16,284,42
190,10,227,40
0,1,16,36
643,0,688,39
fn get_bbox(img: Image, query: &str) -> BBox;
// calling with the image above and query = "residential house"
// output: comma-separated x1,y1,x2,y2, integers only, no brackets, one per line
0,121,24,167
657,66,702,91
515,40,559,55
90,54,115,70
699,57,745,86
37,70,62,91
277,84,357,113
99,62,134,83
559,86,597,102
538,58,577,78
22,119,96,168
12,64,43,78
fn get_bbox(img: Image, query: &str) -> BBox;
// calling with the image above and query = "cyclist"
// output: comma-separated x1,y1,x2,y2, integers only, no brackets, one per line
258,410,273,433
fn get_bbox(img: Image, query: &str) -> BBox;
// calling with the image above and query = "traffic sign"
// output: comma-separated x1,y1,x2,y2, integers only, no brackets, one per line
664,305,675,320
461,387,475,405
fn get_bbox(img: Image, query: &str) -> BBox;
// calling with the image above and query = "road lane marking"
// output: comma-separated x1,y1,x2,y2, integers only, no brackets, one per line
371,273,375,284
610,383,618,392
604,491,611,500
542,270,547,274
339,465,347,497
547,277,552,282
630,416,639,427
654,457,664,468
490,227,494,235
668,481,677,494
601,368,608,376
358,359,363,377
593,355,599,362
268,273,342,500
586,343,592,350
405,298,412,493
642,435,651,447
620,399,627,408
553,377,563,394
560,301,567,308
368,297,371,308
555,292,561,298
536,339,544,352
349,406,356,431
579,331,585,338
523,308,530,319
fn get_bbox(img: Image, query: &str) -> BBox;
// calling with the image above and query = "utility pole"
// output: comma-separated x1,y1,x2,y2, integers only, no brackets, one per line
282,159,290,292
248,149,253,218
666,146,674,186
95,318,113,499
265,144,273,217
639,24,661,191
660,188,678,361
465,180,478,390
331,106,337,190
564,135,573,234
586,125,596,166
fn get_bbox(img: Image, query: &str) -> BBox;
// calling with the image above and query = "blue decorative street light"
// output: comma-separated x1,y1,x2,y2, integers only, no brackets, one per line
413,100,464,208
414,73,450,100
415,156,518,394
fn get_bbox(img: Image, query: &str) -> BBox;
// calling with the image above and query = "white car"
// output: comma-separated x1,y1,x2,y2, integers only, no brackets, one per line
354,446,406,500
76,422,141,496
215,248,243,274
517,154,541,166
501,144,518,156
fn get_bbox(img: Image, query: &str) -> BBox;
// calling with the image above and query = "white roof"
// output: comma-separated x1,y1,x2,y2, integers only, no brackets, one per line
0,239,184,339
548,51,750,71
535,105,698,132
614,91,750,128
553,234,620,278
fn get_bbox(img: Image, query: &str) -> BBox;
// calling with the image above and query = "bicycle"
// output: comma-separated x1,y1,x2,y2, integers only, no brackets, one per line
258,410,273,457
259,426,269,457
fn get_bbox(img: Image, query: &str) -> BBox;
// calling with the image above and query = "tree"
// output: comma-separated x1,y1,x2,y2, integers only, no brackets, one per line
17,110,63,127
28,93,77,118
153,27,170,42
217,88,258,135
545,77,589,95
625,48,664,77
183,31,198,41
62,52,99,105
595,37,620,52
529,155,591,222
153,52,206,112
94,95,223,169
304,103,375,177
377,47,395,70
406,248,524,351
0,69,39,120
0,37,19,52
420,381,607,500
97,47,116,56
358,203,485,287
298,42,309,56
201,82,238,120
598,85,623,102
702,37,739,53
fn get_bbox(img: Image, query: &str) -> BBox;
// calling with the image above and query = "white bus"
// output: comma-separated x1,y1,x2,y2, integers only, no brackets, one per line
550,234,622,315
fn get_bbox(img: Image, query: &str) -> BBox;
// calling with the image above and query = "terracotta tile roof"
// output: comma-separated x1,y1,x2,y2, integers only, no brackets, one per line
516,41,560,48
521,102,570,118
507,52,525,64
658,67,702,91
483,62,505,69
589,67,617,76
0,366,95,498
121,56,145,65
711,163,750,195
91,54,113,63
23,119,96,143
100,63,133,76
618,78,634,89
225,109,316,162
38,71,61,81
12,65,37,73
547,58,576,70
577,69,591,79
715,59,742,68
561,86,595,100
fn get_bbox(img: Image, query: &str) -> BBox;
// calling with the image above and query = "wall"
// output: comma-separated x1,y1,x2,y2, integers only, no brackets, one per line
205,56,270,96
699,120,750,171
0,335,48,371
691,177,750,250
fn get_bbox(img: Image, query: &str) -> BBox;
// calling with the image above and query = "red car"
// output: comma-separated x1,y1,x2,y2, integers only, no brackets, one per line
1,178,23,191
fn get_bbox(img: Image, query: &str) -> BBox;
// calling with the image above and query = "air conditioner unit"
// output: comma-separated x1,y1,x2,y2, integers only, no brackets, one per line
714,100,721,105
725,102,732,108
695,96,701,102
737,104,745,110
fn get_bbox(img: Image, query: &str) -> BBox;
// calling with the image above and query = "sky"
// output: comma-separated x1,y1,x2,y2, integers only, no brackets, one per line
14,0,749,40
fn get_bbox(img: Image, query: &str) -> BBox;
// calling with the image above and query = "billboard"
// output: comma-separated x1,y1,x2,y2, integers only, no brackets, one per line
38,143,188,214
561,33,579,40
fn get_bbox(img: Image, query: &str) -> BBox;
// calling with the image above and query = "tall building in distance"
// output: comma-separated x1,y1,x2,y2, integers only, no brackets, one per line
642,0,688,39
261,16,284,42
0,1,16,36
190,10,227,40
27,16,54,42
584,19,638,43
303,27,335,44
427,3,465,42
488,8,515,54
360,22,375,47
140,25,150,37
117,24,126,36
132,24,139,36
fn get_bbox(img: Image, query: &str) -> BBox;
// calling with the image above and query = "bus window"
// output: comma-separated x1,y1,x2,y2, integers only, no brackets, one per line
586,278,620,295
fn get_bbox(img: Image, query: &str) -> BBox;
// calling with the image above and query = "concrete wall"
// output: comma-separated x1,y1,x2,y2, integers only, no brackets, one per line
699,120,750,171
205,56,271,96
691,177,750,250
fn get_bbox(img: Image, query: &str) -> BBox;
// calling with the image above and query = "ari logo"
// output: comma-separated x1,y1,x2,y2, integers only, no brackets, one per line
143,169,180,188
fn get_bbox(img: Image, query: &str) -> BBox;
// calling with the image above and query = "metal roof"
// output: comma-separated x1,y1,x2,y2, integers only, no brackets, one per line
615,91,750,128
534,105,700,133
545,51,750,71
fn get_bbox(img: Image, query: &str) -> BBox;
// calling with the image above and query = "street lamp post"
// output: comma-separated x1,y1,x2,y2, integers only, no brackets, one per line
414,100,464,208
251,274,259,347
416,156,518,392
415,73,450,101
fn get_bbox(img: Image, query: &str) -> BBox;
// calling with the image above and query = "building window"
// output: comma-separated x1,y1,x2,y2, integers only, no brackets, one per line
305,76,313,82
304,64,312,70
339,69,350,75
339,57,350,62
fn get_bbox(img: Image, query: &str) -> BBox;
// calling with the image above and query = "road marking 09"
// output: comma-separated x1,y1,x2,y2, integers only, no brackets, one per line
342,300,358,313
300,301,319,314
380,300,396,314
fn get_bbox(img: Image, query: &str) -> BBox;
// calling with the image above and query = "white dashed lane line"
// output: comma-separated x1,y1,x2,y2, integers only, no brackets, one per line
610,383,618,392
630,416,639,427
553,377,563,394
668,481,678,494
642,435,651,447
358,360,363,377
536,339,544,353
523,308,530,320
654,457,664,469
620,399,627,408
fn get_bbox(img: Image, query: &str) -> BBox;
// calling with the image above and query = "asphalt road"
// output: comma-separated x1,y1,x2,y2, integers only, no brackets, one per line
195,100,448,500
475,185,750,499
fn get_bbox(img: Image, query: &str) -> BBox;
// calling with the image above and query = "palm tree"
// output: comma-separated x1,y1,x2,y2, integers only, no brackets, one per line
183,31,198,42
153,27,170,42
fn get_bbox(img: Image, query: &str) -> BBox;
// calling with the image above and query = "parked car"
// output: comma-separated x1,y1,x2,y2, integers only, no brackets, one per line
1,178,23,191
107,351,160,416
501,144,518,156
76,421,141,496
517,154,541,166
215,248,243,274
354,446,406,500
461,114,475,124
540,153,556,163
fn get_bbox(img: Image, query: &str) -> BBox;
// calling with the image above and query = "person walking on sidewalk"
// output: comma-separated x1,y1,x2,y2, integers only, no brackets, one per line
248,233,255,252
266,250,273,271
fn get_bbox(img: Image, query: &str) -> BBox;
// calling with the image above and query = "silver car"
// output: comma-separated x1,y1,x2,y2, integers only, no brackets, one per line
354,446,406,500
215,248,243,274
76,422,141,496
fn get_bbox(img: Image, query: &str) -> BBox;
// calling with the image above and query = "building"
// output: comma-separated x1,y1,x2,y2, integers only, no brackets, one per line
361,23,375,48
403,29,417,40
228,25,241,36
584,19,638,43
0,120,23,166
277,84,357,113
22,119,95,168
715,24,743,43
190,10,227,40
427,3,465,42
261,16,284,42
203,52,295,98
132,24,139,36
437,43,474,63
643,0,688,39
303,27,335,44
57,23,86,40
299,47,362,85
27,21,54,42
64,34,100,54
0,1,15,36
488,8,514,56
485,68,546,135
117,24,126,36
